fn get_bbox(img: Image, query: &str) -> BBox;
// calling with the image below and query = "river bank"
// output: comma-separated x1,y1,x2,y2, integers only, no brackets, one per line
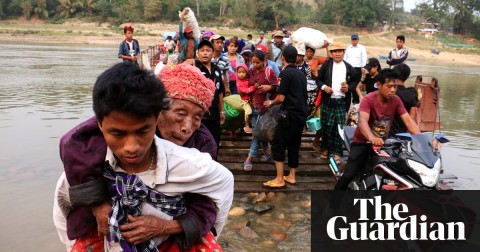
2,19,479,67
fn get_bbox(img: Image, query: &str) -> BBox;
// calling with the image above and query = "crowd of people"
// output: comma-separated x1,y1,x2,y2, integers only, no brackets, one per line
53,21,419,251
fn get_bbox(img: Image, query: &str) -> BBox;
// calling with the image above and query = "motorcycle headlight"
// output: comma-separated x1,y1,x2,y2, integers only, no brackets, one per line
407,159,441,187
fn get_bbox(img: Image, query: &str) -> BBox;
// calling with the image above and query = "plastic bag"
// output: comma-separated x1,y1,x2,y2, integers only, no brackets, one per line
179,7,201,39
291,27,333,49
252,104,281,142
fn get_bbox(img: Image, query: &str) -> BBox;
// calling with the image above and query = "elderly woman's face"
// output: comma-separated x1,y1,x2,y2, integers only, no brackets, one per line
157,99,205,145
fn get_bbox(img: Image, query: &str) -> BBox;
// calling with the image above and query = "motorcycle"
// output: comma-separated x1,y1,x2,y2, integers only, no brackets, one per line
331,126,449,190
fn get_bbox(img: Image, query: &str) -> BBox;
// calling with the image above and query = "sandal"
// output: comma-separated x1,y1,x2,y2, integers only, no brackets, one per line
263,180,285,189
243,127,252,134
259,153,271,162
243,161,253,172
320,151,329,159
283,176,297,185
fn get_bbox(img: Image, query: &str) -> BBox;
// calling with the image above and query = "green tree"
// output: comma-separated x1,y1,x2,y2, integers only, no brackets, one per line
21,0,33,19
33,0,48,19
56,0,81,18
144,0,162,21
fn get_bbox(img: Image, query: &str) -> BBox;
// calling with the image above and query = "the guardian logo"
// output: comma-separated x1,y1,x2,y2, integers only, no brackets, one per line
326,196,466,241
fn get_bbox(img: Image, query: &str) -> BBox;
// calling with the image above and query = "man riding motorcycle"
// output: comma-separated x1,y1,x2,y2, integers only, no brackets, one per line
334,68,420,190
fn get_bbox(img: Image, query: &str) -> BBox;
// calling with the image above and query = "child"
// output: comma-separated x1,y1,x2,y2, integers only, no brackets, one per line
236,63,255,133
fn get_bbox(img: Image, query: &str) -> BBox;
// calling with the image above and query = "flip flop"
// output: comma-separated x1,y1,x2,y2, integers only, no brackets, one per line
263,180,285,189
243,161,253,172
259,153,271,162
283,176,297,185
320,150,329,159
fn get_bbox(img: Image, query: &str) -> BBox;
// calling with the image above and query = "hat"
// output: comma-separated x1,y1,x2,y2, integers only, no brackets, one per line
209,34,225,42
295,44,305,56
240,45,252,55
198,40,214,50
159,64,215,111
201,30,214,40
283,45,297,59
255,44,268,54
364,58,381,70
351,34,359,39
184,26,193,33
329,42,345,51
273,30,284,37
259,31,265,35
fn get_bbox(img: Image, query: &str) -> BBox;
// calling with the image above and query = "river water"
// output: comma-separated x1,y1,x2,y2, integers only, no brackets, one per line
0,43,479,251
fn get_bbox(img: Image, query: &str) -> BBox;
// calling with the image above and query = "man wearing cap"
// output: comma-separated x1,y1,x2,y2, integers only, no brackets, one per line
344,33,367,105
295,45,312,80
193,40,226,155
210,34,232,96
272,30,286,70
356,57,381,100
256,31,267,46
263,45,308,188
316,42,357,164
178,21,199,62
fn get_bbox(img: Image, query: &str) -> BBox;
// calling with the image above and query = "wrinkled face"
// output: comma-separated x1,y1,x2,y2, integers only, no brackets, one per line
125,30,133,41
331,49,345,63
197,45,213,64
99,111,156,170
305,48,314,59
251,56,264,70
274,36,283,45
351,38,359,46
212,39,224,52
157,99,204,145
396,39,404,49
237,67,247,80
378,79,398,100
227,43,238,54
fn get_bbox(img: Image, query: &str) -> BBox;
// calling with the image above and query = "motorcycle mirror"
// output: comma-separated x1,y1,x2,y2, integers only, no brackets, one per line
395,132,412,140
435,133,450,143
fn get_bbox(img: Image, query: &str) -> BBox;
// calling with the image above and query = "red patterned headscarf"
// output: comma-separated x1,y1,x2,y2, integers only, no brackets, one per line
159,64,215,111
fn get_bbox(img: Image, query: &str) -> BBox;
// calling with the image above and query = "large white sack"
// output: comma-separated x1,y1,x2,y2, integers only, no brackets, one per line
178,7,201,39
291,27,332,49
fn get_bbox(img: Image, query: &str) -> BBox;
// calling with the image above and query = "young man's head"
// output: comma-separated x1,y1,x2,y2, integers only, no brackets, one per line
236,63,248,80
124,26,134,41
305,46,315,60
209,34,225,53
259,31,265,39
329,43,345,63
167,36,172,41
247,34,253,40
282,45,297,64
240,46,253,63
394,63,411,83
93,63,167,169
157,64,215,145
376,69,400,100
273,31,284,46
197,40,214,65
396,35,405,49
351,34,359,46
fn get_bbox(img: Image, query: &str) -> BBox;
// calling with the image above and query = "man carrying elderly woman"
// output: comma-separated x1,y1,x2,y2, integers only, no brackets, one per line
53,62,233,251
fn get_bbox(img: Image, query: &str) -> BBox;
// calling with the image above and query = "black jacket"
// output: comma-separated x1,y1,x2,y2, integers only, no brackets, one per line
316,58,357,108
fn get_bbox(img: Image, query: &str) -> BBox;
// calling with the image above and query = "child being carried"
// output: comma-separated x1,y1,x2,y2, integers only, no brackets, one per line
236,63,255,133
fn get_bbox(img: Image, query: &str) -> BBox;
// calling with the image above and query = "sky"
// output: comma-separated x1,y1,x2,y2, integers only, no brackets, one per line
403,0,417,12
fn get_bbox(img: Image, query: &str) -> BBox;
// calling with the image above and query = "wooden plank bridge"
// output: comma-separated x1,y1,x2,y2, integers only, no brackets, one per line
218,131,455,192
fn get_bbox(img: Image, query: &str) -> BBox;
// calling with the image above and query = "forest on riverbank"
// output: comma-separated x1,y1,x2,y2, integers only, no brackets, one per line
1,0,480,39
